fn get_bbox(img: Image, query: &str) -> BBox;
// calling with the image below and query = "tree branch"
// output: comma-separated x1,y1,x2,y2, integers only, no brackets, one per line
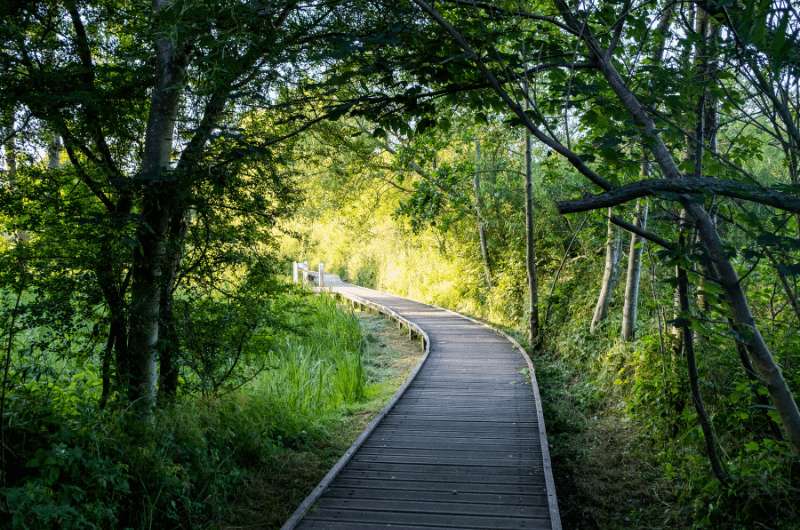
65,1,120,179
557,177,800,214
610,214,674,251
441,0,578,35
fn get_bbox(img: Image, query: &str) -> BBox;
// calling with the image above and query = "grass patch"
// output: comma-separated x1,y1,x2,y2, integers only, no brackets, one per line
220,304,423,529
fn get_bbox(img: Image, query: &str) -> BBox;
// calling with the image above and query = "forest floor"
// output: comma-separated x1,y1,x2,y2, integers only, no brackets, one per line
223,307,423,529
535,354,671,529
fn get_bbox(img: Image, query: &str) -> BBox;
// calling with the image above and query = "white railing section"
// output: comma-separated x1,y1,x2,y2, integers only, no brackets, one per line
292,260,325,288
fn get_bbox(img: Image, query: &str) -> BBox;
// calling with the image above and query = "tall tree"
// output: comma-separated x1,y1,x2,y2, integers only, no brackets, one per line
473,138,492,288
591,209,622,333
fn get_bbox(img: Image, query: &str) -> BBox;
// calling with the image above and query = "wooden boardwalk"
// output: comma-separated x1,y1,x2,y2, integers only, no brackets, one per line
283,281,560,530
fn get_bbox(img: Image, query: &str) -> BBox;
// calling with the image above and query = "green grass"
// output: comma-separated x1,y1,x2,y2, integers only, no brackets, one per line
252,294,366,425
1,293,423,530
221,303,424,529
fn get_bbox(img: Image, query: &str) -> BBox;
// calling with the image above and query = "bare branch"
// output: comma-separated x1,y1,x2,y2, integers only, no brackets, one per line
610,214,674,251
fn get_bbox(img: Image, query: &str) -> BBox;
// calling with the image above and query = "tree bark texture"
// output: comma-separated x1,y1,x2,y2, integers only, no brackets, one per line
590,209,622,333
157,209,187,402
126,4,188,411
524,125,540,347
621,197,648,341
47,136,62,169
473,139,492,288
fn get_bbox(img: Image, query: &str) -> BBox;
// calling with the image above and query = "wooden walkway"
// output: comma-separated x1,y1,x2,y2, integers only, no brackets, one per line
283,281,560,530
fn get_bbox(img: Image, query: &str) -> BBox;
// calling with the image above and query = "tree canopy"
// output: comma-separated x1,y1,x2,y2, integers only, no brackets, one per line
1,0,799,528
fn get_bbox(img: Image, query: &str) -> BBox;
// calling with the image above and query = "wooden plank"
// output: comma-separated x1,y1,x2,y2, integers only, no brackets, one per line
387,412,536,420
338,469,545,486
385,412,537,419
379,420,539,431
315,497,550,518
304,508,550,530
332,477,546,495
357,447,542,460
345,462,543,476
396,395,528,403
361,434,542,446
389,404,536,413
322,486,547,506
352,453,542,468
299,520,456,530
363,436,541,448
367,427,539,438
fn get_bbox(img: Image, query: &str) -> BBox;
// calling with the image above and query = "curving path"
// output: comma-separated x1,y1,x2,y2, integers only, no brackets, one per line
283,280,560,530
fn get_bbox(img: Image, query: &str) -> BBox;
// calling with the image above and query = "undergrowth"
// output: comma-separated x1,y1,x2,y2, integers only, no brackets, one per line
1,293,395,529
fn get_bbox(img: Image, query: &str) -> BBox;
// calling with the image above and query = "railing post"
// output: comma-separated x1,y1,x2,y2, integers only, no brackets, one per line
318,262,325,288
292,261,299,284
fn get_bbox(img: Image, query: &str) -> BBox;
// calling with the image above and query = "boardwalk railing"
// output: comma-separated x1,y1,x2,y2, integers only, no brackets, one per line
292,261,326,288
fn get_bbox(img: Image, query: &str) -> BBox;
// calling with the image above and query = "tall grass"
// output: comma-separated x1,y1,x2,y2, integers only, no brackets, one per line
1,291,369,529
253,294,366,422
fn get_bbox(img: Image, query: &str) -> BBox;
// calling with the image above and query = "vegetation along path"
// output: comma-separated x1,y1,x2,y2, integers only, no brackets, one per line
284,278,561,530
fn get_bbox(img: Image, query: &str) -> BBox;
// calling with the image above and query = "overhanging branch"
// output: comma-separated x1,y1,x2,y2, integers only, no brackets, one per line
557,177,800,214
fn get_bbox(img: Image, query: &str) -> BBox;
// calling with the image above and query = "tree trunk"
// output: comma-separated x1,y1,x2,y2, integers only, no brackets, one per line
157,209,187,402
126,6,187,412
99,317,118,409
47,136,62,169
96,243,129,406
677,264,728,482
157,282,179,402
590,209,622,333
128,190,172,409
473,139,492,288
621,195,648,341
694,210,800,450
489,147,503,244
524,123,540,347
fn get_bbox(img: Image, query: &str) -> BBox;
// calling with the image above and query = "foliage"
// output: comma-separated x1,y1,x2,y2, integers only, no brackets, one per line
288,106,800,527
0,293,366,529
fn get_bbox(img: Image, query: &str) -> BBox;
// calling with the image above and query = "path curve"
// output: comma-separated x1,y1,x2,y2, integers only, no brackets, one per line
283,280,561,530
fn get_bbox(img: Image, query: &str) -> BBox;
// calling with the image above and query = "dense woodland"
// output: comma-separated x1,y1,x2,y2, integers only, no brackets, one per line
1,0,799,528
